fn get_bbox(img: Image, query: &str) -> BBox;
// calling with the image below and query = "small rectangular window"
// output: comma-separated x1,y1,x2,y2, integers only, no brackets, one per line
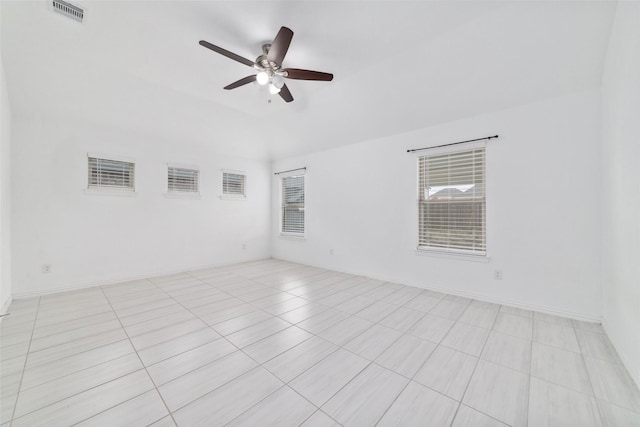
222,172,246,196
88,156,135,191
168,166,199,193
281,175,305,235
418,147,486,254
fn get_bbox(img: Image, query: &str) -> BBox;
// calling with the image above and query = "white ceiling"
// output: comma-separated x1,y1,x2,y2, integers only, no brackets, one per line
1,1,616,159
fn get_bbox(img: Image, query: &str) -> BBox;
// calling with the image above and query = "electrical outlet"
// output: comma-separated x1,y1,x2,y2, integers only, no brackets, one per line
494,270,503,280
329,249,334,255
41,264,52,274
242,243,247,250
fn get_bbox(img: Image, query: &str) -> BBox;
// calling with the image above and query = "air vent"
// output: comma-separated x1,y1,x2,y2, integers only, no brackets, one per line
52,0,83,22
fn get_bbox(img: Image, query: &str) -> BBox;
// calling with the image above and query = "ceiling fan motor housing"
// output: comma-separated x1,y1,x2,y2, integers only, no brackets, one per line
257,44,281,71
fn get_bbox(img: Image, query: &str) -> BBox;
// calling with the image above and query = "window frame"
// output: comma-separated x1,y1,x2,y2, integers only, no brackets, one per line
415,141,487,258
165,163,200,197
280,173,306,237
85,153,136,195
220,169,247,200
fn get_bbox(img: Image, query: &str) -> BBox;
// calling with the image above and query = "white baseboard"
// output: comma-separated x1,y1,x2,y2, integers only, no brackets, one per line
272,256,602,323
11,256,271,300
602,318,640,390
11,254,602,323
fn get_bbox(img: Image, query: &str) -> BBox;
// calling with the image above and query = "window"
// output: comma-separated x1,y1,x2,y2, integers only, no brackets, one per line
418,147,486,255
167,166,199,193
281,175,305,235
222,172,246,197
88,156,135,191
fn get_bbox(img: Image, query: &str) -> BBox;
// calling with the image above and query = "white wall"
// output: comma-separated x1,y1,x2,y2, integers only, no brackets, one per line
0,57,12,312
601,1,640,387
272,89,602,320
11,117,271,297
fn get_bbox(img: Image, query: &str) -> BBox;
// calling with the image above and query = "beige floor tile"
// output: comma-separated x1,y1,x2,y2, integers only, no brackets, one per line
11,370,155,427
493,312,533,340
3,260,639,427
355,300,399,322
408,314,455,343
441,322,490,356
528,377,602,427
481,331,532,374
322,364,408,426
576,330,623,364
597,400,640,427
146,338,236,385
414,345,477,400
318,316,373,346
289,349,369,406
377,381,458,427
137,327,220,366
243,326,313,363
430,300,468,321
300,410,340,427
263,336,338,383
227,386,316,426
531,342,592,395
533,319,580,353
585,357,640,412
158,350,257,411
375,334,437,378
452,405,509,427
379,307,425,332
463,360,529,427
226,317,291,348
172,367,283,426
458,305,499,329
75,389,169,427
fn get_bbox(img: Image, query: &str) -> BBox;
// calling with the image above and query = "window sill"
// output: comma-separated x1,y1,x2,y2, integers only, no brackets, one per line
415,248,490,263
84,188,137,197
220,195,247,201
164,192,201,199
279,234,306,242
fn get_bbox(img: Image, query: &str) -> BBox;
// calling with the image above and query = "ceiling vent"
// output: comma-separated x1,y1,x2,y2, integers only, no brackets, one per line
52,0,83,22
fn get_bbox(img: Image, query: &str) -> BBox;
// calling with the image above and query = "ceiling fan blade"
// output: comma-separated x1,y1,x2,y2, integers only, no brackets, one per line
279,84,294,103
199,40,254,67
284,68,333,81
267,27,294,65
224,75,256,90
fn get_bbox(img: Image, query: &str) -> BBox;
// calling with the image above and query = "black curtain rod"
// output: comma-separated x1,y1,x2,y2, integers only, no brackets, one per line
407,135,499,153
274,167,307,176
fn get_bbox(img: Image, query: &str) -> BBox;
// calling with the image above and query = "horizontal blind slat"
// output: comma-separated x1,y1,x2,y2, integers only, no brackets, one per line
88,157,135,191
282,175,305,234
168,167,199,193
223,172,246,195
418,148,485,254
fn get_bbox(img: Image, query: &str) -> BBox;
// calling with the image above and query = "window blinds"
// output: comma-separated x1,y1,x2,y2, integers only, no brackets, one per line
168,167,199,193
418,148,486,254
88,157,135,190
222,172,246,196
282,175,305,234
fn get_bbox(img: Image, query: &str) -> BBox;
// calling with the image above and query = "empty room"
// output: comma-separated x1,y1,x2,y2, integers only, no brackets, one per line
0,0,639,426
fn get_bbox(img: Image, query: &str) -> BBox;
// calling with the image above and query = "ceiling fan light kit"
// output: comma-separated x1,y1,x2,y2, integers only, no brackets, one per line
268,83,281,95
256,71,269,86
199,26,333,103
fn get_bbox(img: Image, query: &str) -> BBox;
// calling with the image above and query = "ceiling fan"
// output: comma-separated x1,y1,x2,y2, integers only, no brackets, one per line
199,26,333,103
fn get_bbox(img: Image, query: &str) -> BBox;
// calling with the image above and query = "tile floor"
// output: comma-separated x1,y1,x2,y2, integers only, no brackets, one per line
1,259,639,426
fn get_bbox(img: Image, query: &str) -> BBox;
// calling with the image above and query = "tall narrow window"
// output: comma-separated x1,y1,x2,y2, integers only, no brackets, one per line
281,175,305,235
222,172,246,197
418,147,486,254
168,166,199,193
88,156,135,191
